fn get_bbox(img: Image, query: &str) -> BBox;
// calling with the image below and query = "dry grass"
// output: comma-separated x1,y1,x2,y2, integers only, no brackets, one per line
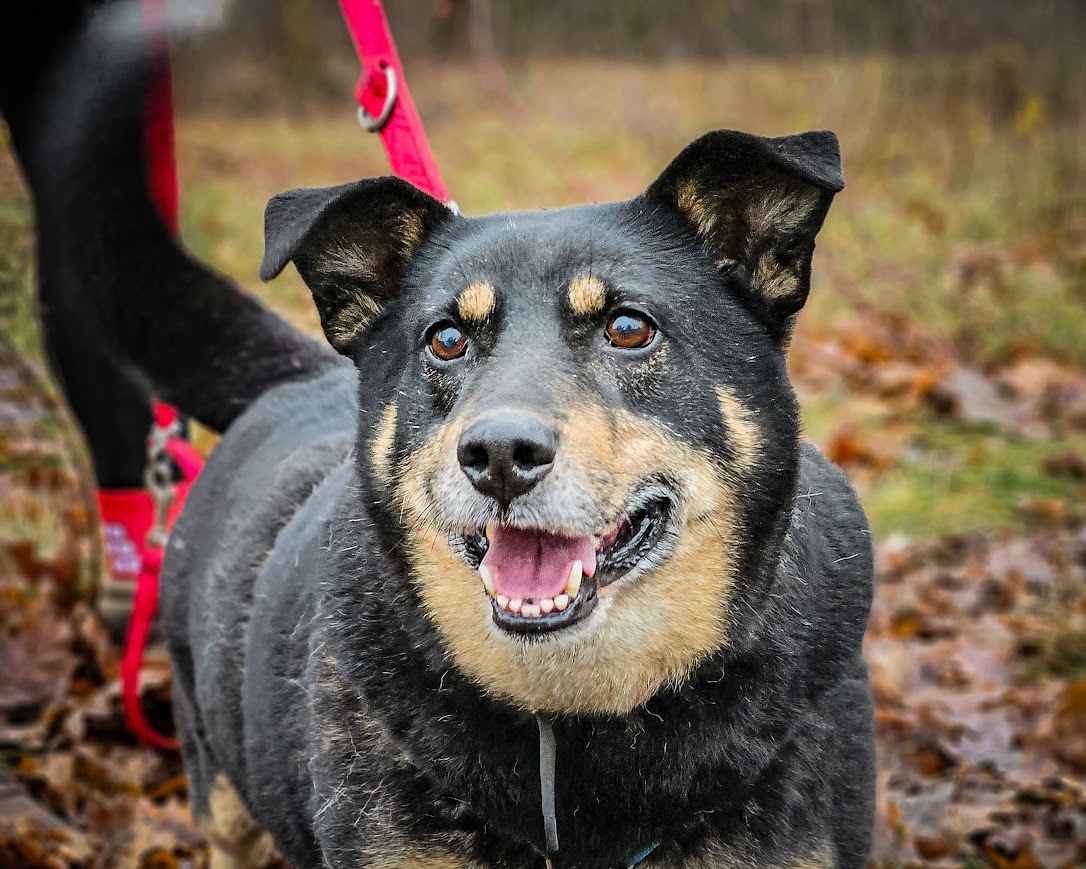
174,54,1086,362
2,52,1084,539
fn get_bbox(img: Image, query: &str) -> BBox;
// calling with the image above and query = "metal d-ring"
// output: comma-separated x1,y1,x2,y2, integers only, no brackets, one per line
357,65,398,133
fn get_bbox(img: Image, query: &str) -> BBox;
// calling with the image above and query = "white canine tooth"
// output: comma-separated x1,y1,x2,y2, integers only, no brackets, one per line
479,564,495,596
523,603,540,618
486,521,497,541
565,561,582,597
540,598,555,614
496,594,509,609
509,598,523,614
554,594,570,611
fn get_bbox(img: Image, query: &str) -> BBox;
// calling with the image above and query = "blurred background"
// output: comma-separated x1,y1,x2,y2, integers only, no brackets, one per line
0,1,1084,866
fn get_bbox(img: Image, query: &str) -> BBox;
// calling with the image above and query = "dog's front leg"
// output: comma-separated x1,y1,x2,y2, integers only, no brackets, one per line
200,774,280,869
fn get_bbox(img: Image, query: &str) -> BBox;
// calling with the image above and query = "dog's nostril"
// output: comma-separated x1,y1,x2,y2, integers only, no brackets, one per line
512,439,553,471
457,413,558,504
460,442,490,474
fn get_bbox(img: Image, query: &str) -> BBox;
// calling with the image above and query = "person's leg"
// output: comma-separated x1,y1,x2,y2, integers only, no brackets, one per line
3,6,332,640
41,295,155,629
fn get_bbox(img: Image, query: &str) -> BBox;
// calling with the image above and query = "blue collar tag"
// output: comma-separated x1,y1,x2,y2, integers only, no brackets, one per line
627,841,660,868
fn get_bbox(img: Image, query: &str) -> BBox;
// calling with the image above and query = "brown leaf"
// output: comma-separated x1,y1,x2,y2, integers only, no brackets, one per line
0,770,97,867
1051,680,1086,773
1042,450,1086,480
914,832,956,859
868,529,1086,866
979,841,1044,869
824,427,898,472
1015,498,1070,527
0,603,77,717
105,799,208,869
909,739,959,777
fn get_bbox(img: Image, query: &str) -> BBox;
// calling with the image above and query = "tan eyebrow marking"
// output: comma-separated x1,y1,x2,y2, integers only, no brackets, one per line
456,281,497,322
567,275,608,316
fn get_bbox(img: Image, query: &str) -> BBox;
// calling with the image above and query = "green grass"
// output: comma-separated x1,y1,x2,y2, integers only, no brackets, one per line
173,55,1086,367
802,386,1086,538
862,422,1086,538
0,196,38,362
1021,626,1086,681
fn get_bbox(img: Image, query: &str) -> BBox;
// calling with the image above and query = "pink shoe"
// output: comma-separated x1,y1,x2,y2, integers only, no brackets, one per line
96,488,156,636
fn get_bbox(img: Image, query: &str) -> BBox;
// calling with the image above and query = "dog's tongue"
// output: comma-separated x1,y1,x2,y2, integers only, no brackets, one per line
482,526,597,600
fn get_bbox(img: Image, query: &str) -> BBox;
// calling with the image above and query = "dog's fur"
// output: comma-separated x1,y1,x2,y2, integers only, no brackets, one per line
5,7,875,868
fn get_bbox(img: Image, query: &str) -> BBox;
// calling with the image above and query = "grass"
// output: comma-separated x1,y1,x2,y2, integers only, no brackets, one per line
862,421,1086,537
171,55,1085,364
801,380,1086,538
2,51,1085,543
0,195,38,362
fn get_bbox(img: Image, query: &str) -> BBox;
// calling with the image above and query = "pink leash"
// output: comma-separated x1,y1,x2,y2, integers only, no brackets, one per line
339,0,452,203
117,0,193,750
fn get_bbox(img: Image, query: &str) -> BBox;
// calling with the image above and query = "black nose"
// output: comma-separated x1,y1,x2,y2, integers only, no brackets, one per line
457,413,558,505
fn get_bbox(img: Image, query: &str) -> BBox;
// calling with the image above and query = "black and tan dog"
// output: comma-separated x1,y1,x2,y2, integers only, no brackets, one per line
5,8,874,868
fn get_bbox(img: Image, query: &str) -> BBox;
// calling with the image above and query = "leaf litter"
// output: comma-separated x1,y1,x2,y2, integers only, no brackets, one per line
1,316,1085,866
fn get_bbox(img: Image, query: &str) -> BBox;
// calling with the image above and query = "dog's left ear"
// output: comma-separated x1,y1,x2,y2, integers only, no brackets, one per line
260,177,453,354
644,129,844,332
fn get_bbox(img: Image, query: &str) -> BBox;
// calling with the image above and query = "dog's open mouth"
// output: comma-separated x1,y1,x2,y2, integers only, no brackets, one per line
457,495,674,635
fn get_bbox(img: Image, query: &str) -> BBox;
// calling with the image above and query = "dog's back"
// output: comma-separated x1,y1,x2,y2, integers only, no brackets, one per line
164,365,356,863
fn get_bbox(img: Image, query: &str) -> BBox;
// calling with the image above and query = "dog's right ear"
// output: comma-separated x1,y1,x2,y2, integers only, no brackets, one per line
261,177,453,354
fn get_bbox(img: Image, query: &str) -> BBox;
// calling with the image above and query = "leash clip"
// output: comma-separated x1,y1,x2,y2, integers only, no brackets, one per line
144,417,180,549
357,64,398,132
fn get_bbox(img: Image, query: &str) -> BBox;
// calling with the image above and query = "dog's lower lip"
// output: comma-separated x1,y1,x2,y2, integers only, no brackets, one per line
486,565,599,636
593,497,671,584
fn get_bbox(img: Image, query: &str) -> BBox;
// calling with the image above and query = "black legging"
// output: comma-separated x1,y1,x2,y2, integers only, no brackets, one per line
3,1,159,488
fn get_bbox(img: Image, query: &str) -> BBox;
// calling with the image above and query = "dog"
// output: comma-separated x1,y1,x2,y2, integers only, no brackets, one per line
165,128,875,867
6,9,875,867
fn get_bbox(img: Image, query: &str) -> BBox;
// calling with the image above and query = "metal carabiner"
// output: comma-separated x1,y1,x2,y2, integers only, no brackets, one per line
144,419,179,549
357,65,398,133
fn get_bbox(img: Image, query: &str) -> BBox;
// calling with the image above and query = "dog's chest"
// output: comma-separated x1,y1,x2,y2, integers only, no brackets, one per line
306,651,834,869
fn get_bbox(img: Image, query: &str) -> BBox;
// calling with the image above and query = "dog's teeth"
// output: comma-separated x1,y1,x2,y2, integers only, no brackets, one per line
540,597,555,614
508,598,523,614
496,594,509,609
522,603,540,618
565,561,582,597
478,564,495,596
486,521,497,541
554,594,570,611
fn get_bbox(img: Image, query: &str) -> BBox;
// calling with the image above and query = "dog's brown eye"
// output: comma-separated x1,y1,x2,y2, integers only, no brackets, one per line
605,311,656,350
428,322,468,361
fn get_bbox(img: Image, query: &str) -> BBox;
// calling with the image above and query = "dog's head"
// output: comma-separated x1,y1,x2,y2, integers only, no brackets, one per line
262,130,843,714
